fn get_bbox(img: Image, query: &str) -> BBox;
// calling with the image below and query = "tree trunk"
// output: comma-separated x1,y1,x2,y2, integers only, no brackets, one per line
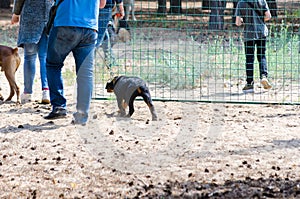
169,0,182,15
157,0,167,16
208,0,226,30
267,0,277,17
0,0,11,8
202,0,211,10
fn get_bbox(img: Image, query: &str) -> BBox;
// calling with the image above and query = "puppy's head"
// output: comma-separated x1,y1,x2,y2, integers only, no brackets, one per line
105,76,119,93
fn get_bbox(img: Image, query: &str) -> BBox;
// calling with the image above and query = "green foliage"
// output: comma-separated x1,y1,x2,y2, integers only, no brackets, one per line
109,24,299,91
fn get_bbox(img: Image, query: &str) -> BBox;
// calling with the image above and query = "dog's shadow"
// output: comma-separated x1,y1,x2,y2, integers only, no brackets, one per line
0,121,69,134
105,111,132,121
0,100,20,106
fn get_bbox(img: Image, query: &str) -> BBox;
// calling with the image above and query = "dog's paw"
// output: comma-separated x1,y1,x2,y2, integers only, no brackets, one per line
152,116,158,121
118,111,127,117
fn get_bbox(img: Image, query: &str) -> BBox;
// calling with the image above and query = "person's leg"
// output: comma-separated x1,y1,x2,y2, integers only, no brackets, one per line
102,30,110,58
38,30,50,103
38,30,49,90
257,38,272,89
256,38,268,78
96,8,112,48
102,29,116,68
45,27,81,116
23,43,38,94
72,28,97,124
244,40,255,84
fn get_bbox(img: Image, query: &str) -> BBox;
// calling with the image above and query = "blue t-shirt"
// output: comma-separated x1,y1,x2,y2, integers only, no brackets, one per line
235,0,270,41
54,0,100,30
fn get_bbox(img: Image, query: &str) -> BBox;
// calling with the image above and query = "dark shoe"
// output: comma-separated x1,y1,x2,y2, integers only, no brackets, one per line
242,83,254,94
44,107,67,120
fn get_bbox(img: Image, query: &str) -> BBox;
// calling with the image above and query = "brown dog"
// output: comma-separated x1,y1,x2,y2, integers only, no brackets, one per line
0,45,21,104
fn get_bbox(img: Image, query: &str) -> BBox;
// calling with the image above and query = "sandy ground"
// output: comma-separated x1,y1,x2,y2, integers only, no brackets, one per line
0,50,300,198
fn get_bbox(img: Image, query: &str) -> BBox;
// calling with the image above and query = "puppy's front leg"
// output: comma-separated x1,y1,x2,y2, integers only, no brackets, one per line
117,97,126,116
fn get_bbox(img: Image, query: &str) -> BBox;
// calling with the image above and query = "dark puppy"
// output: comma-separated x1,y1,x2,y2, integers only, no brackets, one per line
105,76,158,121
0,45,21,104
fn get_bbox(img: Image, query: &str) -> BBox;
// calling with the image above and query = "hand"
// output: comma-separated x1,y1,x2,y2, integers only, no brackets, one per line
118,5,125,19
11,14,20,25
116,12,125,19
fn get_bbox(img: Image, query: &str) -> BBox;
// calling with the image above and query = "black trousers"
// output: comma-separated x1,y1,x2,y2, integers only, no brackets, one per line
244,38,268,84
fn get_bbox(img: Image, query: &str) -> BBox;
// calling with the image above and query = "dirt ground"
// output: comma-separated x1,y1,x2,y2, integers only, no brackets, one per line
1,4,300,199
1,59,300,198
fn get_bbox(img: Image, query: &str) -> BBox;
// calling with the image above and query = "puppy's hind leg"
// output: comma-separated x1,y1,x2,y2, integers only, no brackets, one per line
128,89,139,117
140,88,158,121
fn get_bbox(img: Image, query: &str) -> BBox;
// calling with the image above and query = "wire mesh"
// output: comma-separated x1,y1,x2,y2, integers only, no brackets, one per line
94,0,300,104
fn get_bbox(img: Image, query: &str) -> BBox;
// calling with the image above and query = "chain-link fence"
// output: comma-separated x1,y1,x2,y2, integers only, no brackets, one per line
94,0,300,104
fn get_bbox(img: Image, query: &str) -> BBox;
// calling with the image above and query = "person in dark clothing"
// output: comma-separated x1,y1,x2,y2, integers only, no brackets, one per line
235,0,272,93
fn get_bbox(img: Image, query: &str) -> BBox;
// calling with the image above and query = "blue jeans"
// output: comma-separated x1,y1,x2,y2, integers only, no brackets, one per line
102,29,115,62
96,8,112,48
23,31,49,93
46,26,97,122
244,38,268,84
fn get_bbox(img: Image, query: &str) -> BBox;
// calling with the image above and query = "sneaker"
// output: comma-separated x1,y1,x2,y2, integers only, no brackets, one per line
261,77,272,90
71,112,88,126
242,83,254,94
41,90,50,104
44,107,67,120
21,93,32,104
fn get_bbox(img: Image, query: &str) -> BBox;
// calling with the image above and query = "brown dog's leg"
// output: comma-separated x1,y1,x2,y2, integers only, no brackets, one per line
2,51,21,104
4,71,20,103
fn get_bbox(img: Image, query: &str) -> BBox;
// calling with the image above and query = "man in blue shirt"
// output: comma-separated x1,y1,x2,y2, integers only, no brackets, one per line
235,0,272,93
44,0,106,125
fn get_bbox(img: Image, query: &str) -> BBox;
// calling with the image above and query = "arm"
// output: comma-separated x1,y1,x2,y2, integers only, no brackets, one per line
264,10,271,22
235,16,243,26
99,0,107,9
117,2,125,19
11,0,25,24
259,0,271,21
